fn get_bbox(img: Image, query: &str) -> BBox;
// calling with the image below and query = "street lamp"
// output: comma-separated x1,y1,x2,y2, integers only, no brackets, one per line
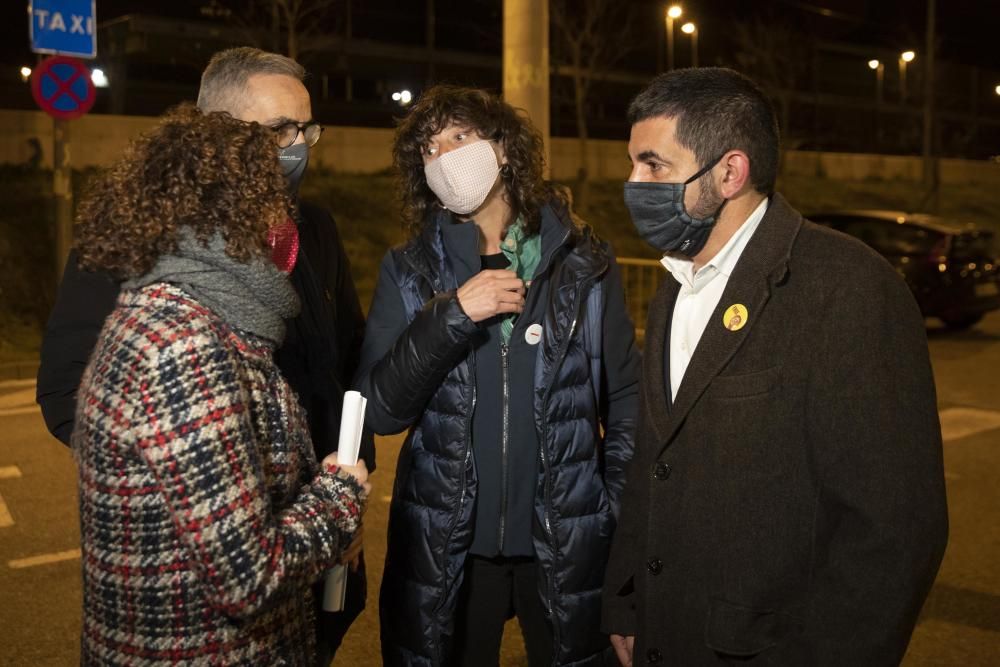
392,89,413,106
995,84,1000,96
899,50,915,102
681,22,698,68
19,66,31,82
91,68,109,88
665,5,682,71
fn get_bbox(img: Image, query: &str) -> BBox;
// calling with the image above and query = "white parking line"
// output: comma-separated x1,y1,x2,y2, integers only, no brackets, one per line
0,465,22,527
8,549,81,569
0,406,39,417
0,379,36,390
0,496,12,527
0,466,23,479
940,407,1000,442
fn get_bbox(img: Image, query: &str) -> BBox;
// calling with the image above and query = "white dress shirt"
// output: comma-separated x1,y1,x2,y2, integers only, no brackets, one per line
661,197,769,401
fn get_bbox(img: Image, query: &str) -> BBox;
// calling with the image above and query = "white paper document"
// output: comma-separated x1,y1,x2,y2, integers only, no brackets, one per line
323,390,367,612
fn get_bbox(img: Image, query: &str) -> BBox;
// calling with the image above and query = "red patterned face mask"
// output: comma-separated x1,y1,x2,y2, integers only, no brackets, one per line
267,217,300,274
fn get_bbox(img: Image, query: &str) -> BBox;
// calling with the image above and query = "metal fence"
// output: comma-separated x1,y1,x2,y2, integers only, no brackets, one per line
616,257,665,338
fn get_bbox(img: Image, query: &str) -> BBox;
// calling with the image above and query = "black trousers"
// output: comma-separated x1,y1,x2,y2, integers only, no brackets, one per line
312,552,367,667
452,555,553,667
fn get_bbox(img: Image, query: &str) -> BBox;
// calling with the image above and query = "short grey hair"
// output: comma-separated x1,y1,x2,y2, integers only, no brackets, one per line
197,47,305,115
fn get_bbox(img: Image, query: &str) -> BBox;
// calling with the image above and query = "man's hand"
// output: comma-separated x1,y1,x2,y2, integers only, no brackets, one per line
456,269,525,322
610,634,635,667
338,524,364,571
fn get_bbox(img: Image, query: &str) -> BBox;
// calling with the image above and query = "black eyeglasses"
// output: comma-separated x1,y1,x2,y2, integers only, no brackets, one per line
271,121,324,149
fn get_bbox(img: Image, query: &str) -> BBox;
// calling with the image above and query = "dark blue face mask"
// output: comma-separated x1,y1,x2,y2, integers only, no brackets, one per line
623,154,725,257
278,142,309,193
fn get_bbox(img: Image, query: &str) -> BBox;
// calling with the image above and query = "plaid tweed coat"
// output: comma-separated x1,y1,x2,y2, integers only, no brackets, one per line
73,283,365,666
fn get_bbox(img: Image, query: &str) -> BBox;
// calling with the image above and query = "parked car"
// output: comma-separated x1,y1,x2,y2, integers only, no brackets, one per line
806,210,1000,330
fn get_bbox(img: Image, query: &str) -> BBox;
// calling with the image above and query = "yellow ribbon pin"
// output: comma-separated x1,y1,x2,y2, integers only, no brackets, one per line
723,304,748,331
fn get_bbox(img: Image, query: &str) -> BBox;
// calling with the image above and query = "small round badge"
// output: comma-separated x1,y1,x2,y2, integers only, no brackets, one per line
723,304,748,331
525,323,543,345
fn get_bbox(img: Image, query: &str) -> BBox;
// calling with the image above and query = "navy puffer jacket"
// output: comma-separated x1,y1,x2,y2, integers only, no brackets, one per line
357,203,639,665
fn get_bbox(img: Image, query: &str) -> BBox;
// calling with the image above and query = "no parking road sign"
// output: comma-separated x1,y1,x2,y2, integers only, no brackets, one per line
31,56,96,120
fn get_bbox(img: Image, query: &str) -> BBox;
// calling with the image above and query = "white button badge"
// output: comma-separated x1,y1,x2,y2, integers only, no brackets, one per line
525,323,543,345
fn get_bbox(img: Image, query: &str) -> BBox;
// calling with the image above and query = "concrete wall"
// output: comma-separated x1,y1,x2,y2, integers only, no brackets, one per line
4,109,1000,187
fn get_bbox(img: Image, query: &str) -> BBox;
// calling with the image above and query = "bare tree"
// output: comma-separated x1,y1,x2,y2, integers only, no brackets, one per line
730,17,811,151
204,0,340,62
551,0,637,206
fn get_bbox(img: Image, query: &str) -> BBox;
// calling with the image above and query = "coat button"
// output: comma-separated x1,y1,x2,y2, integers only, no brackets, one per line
651,462,671,480
647,648,663,663
646,557,663,575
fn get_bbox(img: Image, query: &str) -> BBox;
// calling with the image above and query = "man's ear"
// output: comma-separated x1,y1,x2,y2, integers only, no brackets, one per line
718,150,751,198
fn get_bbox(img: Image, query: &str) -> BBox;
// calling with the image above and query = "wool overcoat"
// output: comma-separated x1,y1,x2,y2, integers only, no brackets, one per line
602,194,948,666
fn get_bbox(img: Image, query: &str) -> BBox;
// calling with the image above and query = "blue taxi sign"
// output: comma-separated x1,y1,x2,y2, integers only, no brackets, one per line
29,0,97,59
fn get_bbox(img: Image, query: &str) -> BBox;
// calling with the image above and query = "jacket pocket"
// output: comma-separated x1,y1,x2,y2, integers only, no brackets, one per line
704,597,799,658
708,366,781,399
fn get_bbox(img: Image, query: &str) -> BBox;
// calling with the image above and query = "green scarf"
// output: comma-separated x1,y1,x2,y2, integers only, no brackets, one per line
499,220,541,344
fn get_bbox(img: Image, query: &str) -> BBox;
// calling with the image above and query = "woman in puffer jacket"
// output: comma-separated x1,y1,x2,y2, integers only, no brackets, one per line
355,85,640,666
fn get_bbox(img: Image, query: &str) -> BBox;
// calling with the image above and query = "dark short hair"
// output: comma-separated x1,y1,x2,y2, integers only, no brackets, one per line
393,85,565,237
628,68,780,194
197,47,305,116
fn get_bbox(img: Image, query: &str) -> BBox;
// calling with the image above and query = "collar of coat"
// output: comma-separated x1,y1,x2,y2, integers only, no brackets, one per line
641,192,803,454
401,199,609,293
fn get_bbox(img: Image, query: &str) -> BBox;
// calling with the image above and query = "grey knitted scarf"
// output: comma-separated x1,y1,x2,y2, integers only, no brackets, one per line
124,231,300,344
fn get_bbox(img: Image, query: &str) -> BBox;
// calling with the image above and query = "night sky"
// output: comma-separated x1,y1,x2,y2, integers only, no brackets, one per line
3,1,999,74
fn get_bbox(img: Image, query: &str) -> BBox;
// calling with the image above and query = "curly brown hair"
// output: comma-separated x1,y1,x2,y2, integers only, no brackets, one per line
393,85,567,238
75,103,292,279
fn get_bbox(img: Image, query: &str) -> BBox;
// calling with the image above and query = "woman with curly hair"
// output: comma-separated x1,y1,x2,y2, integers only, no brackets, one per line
355,85,640,666
72,103,369,666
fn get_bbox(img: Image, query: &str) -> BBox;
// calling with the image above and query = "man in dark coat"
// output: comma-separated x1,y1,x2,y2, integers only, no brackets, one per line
602,67,948,666
35,47,372,667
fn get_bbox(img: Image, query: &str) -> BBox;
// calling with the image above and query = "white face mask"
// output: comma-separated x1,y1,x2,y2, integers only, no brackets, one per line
424,139,501,215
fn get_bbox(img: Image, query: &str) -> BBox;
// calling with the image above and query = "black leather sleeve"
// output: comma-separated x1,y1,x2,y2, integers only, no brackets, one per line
355,253,483,435
36,250,120,445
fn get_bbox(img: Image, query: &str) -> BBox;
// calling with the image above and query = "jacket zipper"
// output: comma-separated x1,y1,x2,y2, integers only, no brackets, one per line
431,355,475,665
402,250,477,662
537,273,596,652
498,342,510,551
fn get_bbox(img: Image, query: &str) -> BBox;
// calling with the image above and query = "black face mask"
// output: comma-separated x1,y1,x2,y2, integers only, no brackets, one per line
278,143,309,193
623,154,725,257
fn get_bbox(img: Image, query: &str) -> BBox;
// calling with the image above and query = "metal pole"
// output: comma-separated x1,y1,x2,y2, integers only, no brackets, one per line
921,0,937,191
503,0,550,177
666,16,675,71
899,59,907,103
52,118,73,284
875,63,884,148
426,0,436,85
876,64,884,107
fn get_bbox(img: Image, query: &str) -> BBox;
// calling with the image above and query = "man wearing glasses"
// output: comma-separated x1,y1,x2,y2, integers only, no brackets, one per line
36,47,371,667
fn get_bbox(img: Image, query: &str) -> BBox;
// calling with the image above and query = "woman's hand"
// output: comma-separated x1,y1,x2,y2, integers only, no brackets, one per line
322,453,372,498
457,269,525,322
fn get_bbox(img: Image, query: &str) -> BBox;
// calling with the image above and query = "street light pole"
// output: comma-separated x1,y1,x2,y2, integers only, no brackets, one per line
682,22,698,68
666,5,682,71
921,1,936,193
899,50,915,103
869,59,884,148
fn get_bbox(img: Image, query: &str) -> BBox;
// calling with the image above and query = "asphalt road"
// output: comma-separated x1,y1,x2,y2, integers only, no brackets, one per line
1,311,999,666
